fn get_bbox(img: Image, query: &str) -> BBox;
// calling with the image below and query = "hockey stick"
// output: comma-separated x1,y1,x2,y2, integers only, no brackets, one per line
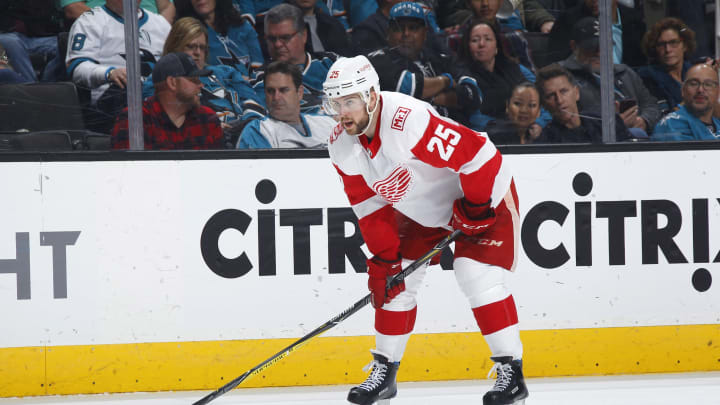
192,229,462,405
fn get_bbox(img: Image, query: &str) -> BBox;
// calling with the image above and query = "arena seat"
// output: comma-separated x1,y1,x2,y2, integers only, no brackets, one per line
0,82,85,133
9,130,74,151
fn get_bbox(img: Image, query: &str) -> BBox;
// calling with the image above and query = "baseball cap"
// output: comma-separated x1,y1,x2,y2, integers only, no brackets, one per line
572,17,601,50
389,2,427,24
152,52,211,84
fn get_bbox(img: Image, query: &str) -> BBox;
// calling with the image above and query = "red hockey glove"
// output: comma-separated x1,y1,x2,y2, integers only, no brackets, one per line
451,198,496,236
367,254,404,309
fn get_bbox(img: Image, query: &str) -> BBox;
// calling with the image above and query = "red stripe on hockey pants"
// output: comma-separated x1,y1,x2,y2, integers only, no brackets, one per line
375,306,418,335
472,295,519,335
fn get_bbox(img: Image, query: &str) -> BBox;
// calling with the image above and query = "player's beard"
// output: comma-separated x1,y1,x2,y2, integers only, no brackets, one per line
343,114,369,136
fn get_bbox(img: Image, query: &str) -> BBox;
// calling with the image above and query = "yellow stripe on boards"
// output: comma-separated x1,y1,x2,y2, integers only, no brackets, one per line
1,324,718,398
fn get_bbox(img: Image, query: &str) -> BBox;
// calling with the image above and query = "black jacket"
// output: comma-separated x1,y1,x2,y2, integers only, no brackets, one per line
547,2,647,67
538,111,630,143
559,55,661,131
304,6,352,57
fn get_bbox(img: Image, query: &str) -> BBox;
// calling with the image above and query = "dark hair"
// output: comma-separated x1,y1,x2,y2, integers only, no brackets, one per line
175,0,245,36
507,81,539,104
265,60,303,89
457,18,509,64
265,3,306,34
641,17,696,64
534,64,576,101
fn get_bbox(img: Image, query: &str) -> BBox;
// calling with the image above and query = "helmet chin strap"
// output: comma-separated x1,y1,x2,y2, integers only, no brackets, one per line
359,91,379,136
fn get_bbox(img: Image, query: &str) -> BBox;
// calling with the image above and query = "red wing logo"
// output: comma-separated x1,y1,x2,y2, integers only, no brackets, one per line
391,107,411,131
372,166,413,204
330,123,343,144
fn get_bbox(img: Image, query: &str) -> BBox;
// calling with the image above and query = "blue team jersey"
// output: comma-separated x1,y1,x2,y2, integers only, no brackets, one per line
206,20,264,72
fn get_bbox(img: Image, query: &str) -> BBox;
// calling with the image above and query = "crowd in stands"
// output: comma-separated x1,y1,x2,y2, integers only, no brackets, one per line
1,0,720,150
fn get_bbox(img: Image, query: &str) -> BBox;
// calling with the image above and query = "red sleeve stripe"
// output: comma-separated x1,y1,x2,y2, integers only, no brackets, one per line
459,150,503,205
333,164,376,205
457,135,498,175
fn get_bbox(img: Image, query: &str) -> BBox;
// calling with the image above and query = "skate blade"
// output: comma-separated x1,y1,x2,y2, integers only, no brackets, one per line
376,400,391,405
512,399,525,405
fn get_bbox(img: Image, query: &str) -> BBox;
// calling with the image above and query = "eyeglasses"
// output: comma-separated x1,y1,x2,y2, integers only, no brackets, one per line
684,79,719,90
184,43,208,52
266,31,299,45
655,39,682,49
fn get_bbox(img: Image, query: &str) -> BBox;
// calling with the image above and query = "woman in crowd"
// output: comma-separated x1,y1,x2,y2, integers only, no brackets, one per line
458,18,550,132
176,0,264,73
637,17,696,114
486,82,543,144
143,17,265,129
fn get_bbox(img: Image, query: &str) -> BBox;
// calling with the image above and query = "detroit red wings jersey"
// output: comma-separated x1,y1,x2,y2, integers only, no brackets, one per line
329,91,512,259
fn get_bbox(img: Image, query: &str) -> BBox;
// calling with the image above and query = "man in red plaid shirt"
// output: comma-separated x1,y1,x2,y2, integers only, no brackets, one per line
111,52,224,150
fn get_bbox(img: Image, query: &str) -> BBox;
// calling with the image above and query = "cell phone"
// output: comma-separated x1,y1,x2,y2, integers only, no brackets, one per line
619,99,637,113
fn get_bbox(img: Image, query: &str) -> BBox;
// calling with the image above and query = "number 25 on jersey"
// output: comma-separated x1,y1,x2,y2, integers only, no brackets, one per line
427,123,461,161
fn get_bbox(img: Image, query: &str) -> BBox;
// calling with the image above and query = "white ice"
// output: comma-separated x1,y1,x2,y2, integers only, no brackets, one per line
2,372,719,405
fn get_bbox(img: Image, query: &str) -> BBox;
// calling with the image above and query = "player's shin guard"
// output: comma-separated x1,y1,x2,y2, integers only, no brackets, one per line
347,350,399,405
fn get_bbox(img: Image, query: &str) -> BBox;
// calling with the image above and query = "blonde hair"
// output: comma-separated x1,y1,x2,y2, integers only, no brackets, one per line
162,17,209,58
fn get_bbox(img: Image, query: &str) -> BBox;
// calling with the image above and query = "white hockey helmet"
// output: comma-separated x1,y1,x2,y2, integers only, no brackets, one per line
322,55,380,115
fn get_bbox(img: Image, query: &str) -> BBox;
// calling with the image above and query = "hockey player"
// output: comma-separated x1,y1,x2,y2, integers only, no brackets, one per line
322,55,528,405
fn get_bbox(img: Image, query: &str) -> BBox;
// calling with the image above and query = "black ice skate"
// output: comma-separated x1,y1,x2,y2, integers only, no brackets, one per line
483,356,529,405
347,350,399,405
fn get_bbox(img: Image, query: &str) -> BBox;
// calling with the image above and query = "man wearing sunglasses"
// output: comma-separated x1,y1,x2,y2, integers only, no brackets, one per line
652,63,720,141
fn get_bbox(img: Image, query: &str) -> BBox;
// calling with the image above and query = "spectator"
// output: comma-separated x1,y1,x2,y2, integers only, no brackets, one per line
652,63,720,141
237,61,335,148
548,0,646,67
535,64,630,143
0,0,65,83
465,0,555,33
287,0,352,56
436,0,555,32
254,3,337,114
454,0,545,70
176,0,264,73
351,0,445,56
666,0,714,60
559,17,659,137
142,17,265,127
111,52,224,149
61,0,175,24
366,2,469,119
456,18,550,131
637,17,696,114
252,0,349,42
485,82,543,144
351,0,403,55
66,0,170,133
0,43,26,83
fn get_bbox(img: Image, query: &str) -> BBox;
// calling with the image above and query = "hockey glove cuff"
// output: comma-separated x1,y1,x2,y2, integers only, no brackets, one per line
451,198,496,236
367,254,404,309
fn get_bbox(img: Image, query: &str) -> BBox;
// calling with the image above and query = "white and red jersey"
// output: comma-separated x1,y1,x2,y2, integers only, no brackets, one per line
329,91,513,260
